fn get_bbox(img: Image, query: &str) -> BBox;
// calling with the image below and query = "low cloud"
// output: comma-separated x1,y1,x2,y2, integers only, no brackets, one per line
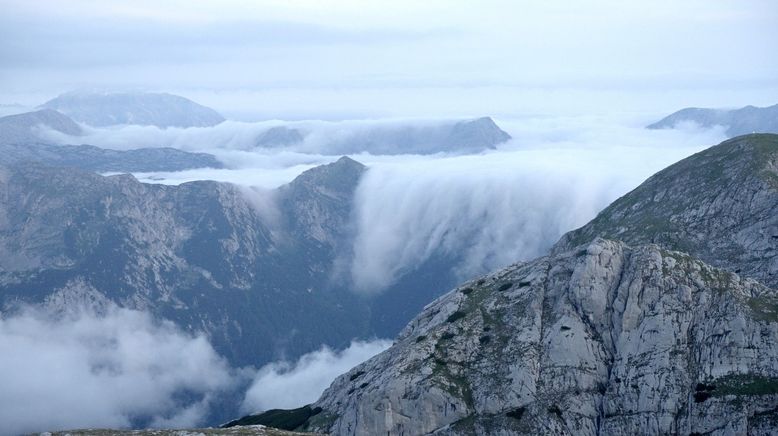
241,340,392,413
41,114,729,294
348,117,728,291
0,305,239,435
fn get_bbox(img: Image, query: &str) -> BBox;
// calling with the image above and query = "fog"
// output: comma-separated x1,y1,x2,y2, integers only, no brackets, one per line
241,340,392,413
46,114,728,290
0,305,239,435
0,0,773,432
349,118,727,290
0,303,392,435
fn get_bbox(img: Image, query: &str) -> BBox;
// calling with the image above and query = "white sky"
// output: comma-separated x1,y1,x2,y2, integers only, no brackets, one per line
0,0,776,119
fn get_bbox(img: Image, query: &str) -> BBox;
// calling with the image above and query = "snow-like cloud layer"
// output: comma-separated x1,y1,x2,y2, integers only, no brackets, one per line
0,306,238,435
0,304,389,435
47,114,728,290
241,340,392,413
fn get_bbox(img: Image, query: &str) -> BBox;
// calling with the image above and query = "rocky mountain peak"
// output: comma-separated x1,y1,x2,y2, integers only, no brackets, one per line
555,133,778,288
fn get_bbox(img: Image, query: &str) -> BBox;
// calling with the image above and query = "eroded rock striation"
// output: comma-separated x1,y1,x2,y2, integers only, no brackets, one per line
307,239,778,435
239,134,778,435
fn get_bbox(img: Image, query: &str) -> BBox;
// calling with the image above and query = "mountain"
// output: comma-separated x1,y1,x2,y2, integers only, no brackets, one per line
232,134,778,434
0,110,224,172
648,104,778,137
0,108,82,144
253,117,511,154
41,91,225,128
0,142,223,172
0,157,369,367
256,126,305,147
555,134,778,288
326,117,511,155
303,239,778,435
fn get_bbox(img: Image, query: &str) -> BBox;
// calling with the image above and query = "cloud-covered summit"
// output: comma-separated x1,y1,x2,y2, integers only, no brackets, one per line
41,91,225,128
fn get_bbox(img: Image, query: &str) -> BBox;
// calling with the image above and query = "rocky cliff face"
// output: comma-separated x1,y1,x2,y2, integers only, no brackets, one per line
232,134,778,435
555,134,778,289
306,239,778,435
0,158,369,367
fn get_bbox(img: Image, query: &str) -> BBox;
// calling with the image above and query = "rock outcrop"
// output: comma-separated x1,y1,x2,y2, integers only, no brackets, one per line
232,133,778,435
555,134,778,289
307,239,778,435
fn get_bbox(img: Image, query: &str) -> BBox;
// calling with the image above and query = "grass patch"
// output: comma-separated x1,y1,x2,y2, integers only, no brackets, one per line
222,405,322,430
447,311,466,323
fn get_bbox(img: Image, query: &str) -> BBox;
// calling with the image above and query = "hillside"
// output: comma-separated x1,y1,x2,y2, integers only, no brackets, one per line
555,134,778,288
648,104,778,137
230,134,778,435
42,91,225,128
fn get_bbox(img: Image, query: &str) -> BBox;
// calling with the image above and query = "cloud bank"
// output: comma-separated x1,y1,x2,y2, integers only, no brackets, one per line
241,340,392,413
0,303,390,434
348,117,728,291
0,306,237,435
46,114,729,291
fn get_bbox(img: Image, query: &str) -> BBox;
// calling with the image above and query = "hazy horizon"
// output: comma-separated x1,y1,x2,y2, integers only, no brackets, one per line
1,0,776,120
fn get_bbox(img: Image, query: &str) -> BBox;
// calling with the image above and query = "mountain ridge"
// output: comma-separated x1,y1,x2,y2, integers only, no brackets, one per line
231,133,778,435
41,91,226,128
648,104,778,137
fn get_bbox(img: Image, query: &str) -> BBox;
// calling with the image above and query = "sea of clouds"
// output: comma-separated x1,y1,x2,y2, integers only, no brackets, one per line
4,113,727,433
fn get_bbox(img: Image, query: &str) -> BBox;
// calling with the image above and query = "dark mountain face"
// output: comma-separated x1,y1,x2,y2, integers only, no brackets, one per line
0,158,370,367
41,91,226,128
0,154,475,368
0,110,224,172
648,104,778,137
235,134,778,435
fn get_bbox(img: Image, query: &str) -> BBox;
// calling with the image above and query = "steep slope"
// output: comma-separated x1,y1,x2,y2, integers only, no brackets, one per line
223,134,778,434
648,104,778,137
299,239,778,435
0,158,369,367
555,133,778,288
42,91,225,128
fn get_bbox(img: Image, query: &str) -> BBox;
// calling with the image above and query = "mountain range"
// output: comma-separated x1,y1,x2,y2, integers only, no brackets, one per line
41,91,226,128
231,133,778,435
649,104,778,137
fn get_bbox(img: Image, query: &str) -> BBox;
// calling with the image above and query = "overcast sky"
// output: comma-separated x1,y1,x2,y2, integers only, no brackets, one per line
1,0,776,119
